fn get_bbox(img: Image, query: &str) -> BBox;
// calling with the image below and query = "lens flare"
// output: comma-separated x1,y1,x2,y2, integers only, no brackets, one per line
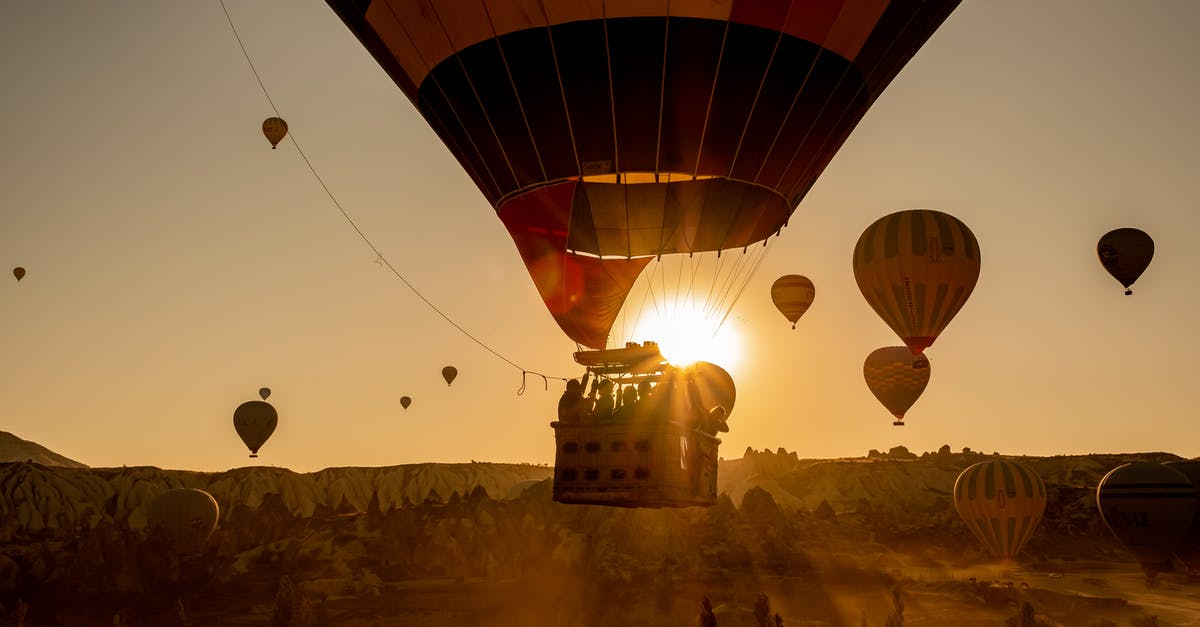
628,300,741,372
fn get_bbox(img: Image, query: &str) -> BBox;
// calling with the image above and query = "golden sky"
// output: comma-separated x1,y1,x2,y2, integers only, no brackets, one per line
2,1,1198,471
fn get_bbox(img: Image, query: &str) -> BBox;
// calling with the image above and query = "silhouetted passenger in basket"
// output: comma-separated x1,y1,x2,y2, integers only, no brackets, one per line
590,378,615,421
613,386,639,421
557,375,590,423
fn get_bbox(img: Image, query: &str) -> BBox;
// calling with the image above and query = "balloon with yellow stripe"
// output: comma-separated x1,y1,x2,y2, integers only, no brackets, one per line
863,346,929,426
770,275,815,329
853,209,980,359
953,459,1046,561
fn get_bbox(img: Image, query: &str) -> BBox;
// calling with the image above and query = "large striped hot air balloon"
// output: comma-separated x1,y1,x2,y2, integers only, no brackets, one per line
1097,462,1197,578
863,346,929,426
328,0,961,349
853,209,981,357
1097,228,1153,296
146,488,220,556
953,459,1046,560
771,275,816,329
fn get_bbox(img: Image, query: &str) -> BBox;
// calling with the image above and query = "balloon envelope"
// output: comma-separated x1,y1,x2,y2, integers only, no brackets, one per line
1096,462,1197,577
146,488,219,555
233,400,278,457
262,117,288,148
853,209,981,356
687,361,736,420
1097,228,1153,295
771,275,815,328
1164,460,1200,572
400,396,412,410
12,267,25,282
441,366,457,386
258,387,271,400
328,0,961,349
863,346,930,425
953,460,1046,560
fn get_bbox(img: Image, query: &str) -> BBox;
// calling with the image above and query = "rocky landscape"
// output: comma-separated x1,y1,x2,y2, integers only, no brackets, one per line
1,433,1197,626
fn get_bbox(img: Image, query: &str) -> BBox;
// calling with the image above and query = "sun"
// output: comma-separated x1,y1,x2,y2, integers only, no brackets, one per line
627,300,741,373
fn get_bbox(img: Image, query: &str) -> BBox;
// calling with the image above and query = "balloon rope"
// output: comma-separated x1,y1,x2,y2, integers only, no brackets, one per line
218,0,571,385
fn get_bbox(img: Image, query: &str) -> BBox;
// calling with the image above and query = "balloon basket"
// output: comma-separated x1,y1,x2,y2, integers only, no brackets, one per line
550,420,719,508
893,421,905,427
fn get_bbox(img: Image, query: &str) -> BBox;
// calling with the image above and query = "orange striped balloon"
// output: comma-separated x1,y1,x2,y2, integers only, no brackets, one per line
863,346,929,426
770,275,815,328
853,209,980,356
954,459,1046,560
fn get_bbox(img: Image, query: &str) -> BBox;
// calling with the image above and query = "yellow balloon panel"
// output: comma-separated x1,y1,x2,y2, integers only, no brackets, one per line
953,460,1046,560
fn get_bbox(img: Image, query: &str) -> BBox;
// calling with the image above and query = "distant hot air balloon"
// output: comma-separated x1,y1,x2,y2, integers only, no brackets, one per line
771,275,815,329
1097,228,1153,295
687,361,736,420
863,346,930,426
262,117,288,149
328,0,962,351
400,396,412,410
853,210,980,359
1164,460,1200,573
258,387,271,401
954,459,1046,560
146,488,219,556
13,267,25,282
441,366,457,386
1097,462,1197,578
233,400,278,458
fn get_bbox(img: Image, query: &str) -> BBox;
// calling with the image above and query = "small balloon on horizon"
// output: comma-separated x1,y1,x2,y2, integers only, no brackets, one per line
442,366,457,386
258,387,271,400
400,396,412,410
13,267,25,282
262,117,288,149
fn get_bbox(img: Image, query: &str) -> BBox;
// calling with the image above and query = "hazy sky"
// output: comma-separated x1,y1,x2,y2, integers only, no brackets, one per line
2,1,1198,472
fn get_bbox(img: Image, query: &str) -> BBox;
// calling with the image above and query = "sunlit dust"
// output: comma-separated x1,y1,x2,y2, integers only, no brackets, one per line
628,300,741,373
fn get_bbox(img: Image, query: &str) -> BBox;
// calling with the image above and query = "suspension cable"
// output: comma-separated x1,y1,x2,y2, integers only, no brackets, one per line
217,0,571,389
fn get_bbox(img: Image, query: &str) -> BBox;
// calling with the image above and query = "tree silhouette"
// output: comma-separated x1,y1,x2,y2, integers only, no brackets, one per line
885,585,904,627
699,596,717,627
1019,601,1035,627
754,594,772,627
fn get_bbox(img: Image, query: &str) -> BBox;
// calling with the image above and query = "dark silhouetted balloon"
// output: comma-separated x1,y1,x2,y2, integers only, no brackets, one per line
770,275,815,329
853,209,980,358
1097,462,1197,578
1097,228,1153,295
328,1,961,349
1163,460,1200,572
687,361,736,420
258,387,271,401
262,117,288,149
954,459,1046,560
441,366,457,386
233,400,277,458
146,488,219,555
864,346,930,426
400,396,412,410
12,267,25,282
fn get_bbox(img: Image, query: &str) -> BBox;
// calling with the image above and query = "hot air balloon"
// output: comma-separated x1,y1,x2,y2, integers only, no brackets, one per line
771,275,815,329
233,400,277,458
1097,462,1197,579
441,366,457,386
400,396,412,409
1165,460,1200,573
329,0,960,508
953,459,1046,560
863,346,930,426
258,387,271,400
853,209,980,359
1097,228,1153,295
146,488,219,556
12,267,25,282
262,117,288,148
328,0,961,352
